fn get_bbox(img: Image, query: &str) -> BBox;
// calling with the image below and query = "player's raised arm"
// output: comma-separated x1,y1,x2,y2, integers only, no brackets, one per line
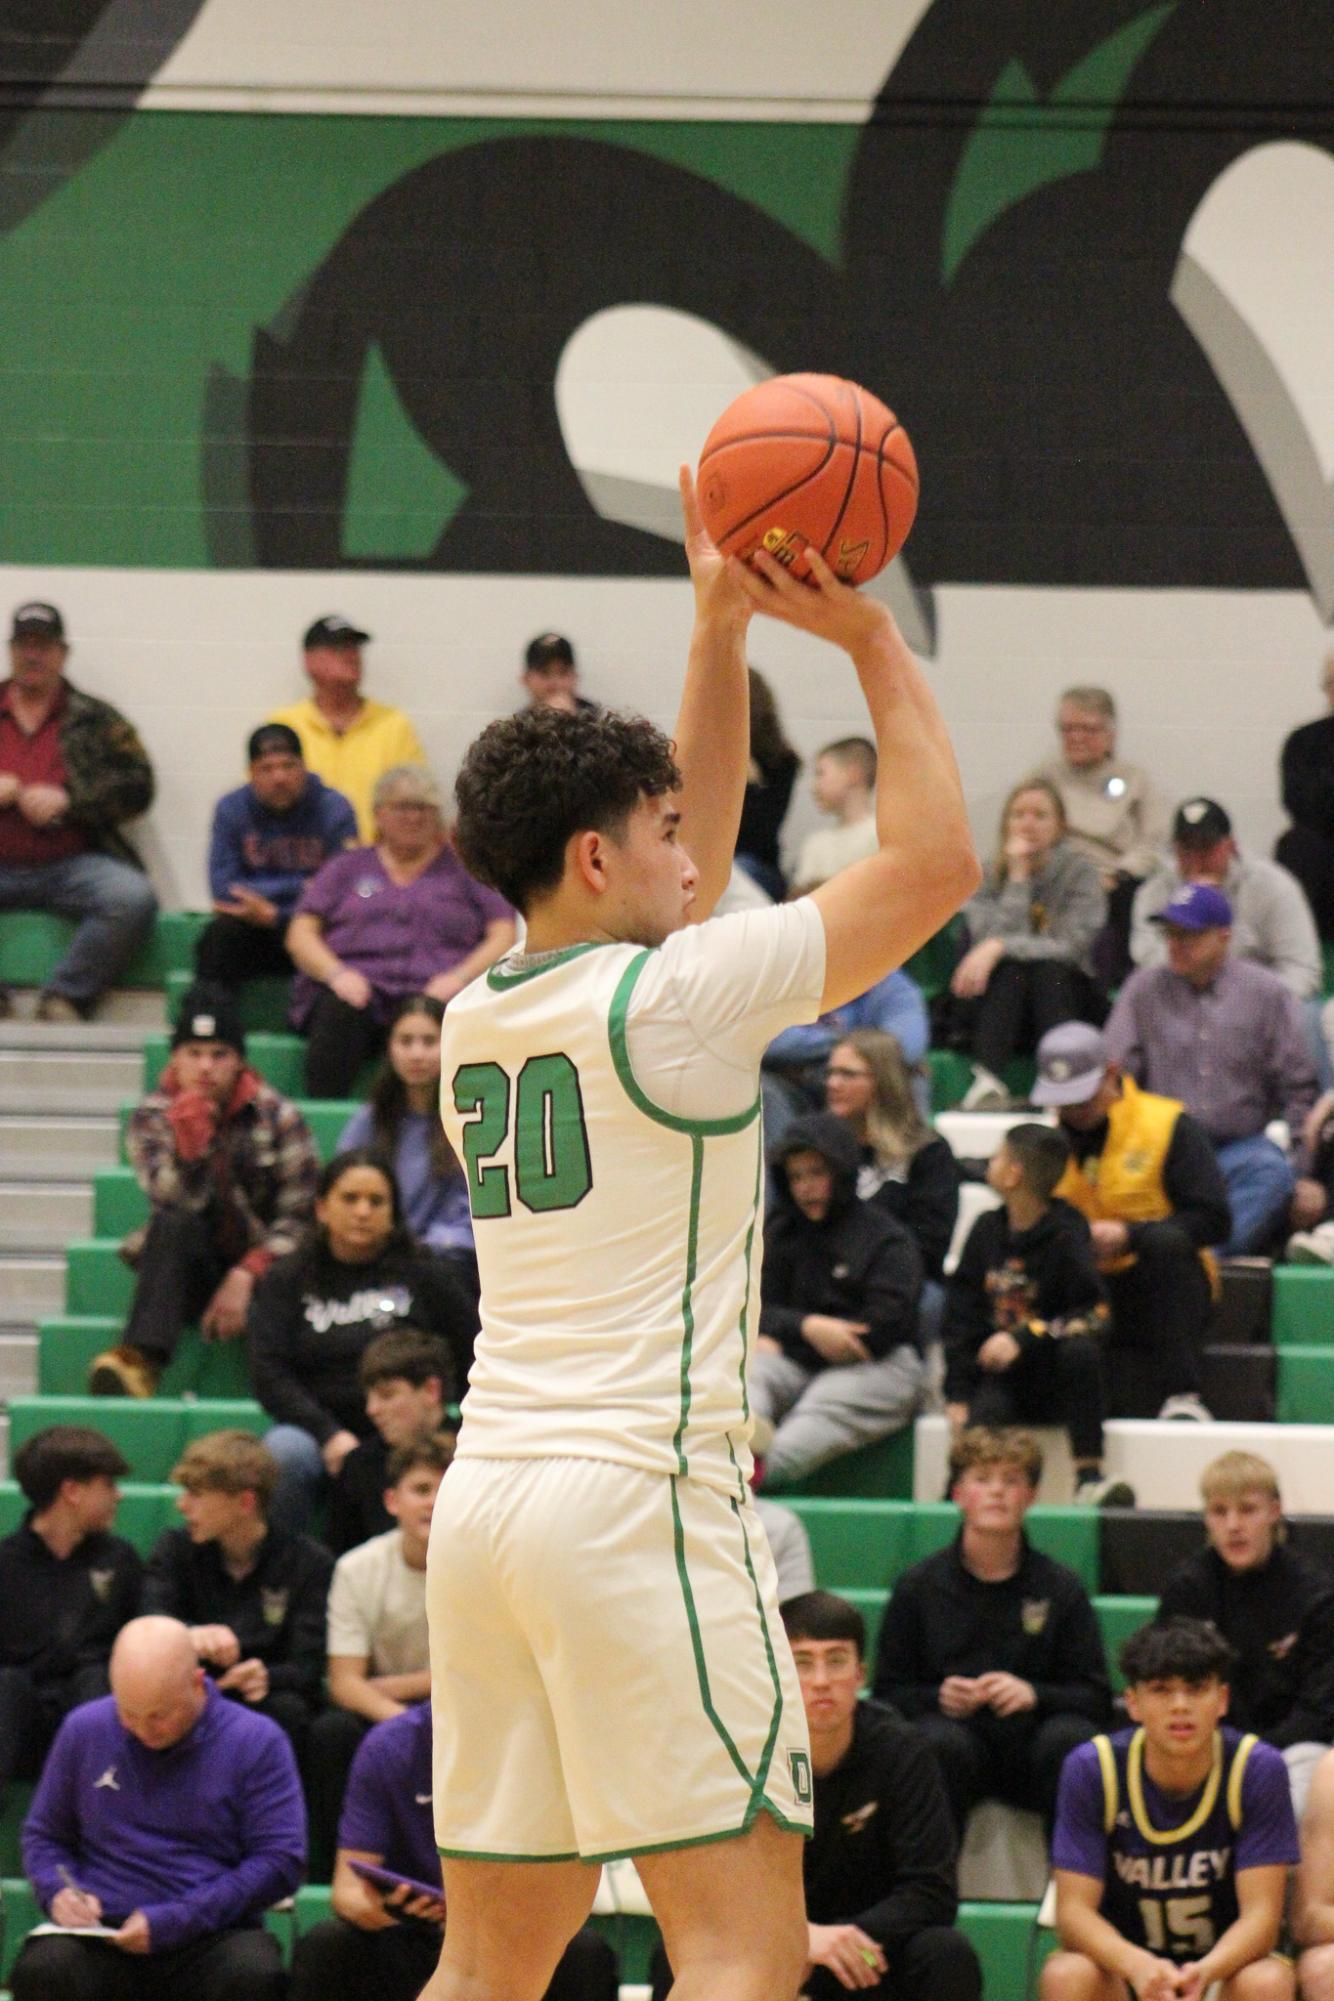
738,545,980,1012
670,464,754,920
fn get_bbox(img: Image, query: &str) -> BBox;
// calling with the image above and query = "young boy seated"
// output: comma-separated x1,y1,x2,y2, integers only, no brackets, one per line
327,1328,454,1556
306,1432,451,1877
143,1427,333,1755
943,1122,1130,1507
792,736,879,893
751,1110,925,1488
1044,1617,1299,2001
1158,1450,1334,1819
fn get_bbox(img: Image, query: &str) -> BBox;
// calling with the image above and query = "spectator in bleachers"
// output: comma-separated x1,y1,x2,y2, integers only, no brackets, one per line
1286,1088,1334,1263
248,1148,472,1532
0,598,156,1022
791,735,878,893
1030,684,1169,983
873,1427,1110,1838
1033,1020,1230,1419
142,1430,332,1760
1044,1617,1298,2001
949,779,1107,1111
756,1498,815,1600
288,1695,618,2001
824,1026,959,1297
0,1427,141,1805
942,1124,1127,1507
735,665,800,901
520,630,598,715
652,1590,980,2001
1157,1450,1334,1819
326,1328,454,1557
285,763,515,1098
13,1614,304,2001
305,1435,449,1879
1278,650,1334,941
752,1112,925,1489
1297,1748,1334,2001
762,968,929,1144
91,982,320,1398
1134,795,1322,1001
195,723,357,991
1105,884,1318,1254
270,613,428,842
337,993,477,1304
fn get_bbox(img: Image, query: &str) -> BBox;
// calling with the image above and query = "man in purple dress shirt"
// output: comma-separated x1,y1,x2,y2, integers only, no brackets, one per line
1105,884,1317,1254
13,1615,304,2000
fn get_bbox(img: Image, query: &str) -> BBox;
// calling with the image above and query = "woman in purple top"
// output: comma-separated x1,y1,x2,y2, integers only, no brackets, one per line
286,764,515,1096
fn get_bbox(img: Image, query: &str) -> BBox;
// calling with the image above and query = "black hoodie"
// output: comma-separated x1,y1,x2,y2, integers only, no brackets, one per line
761,1112,924,1365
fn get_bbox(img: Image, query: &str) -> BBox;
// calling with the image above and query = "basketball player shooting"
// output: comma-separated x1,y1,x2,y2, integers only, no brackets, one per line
423,467,979,2001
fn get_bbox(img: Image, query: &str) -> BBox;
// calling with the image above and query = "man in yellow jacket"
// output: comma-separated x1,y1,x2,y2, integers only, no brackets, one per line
270,615,427,842
1031,1021,1230,1422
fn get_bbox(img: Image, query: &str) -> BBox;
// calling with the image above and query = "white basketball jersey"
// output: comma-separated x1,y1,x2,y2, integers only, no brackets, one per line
439,900,825,1498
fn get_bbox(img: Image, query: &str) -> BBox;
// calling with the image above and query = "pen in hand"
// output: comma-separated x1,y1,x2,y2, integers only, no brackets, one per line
55,1864,102,1927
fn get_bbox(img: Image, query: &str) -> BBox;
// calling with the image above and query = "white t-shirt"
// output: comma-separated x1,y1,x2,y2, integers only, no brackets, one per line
794,817,878,890
327,1529,429,1675
440,901,826,1496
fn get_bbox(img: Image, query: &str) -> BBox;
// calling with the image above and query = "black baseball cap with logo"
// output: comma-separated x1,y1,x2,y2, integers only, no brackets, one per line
525,632,575,670
10,601,65,641
1172,797,1232,847
303,613,370,650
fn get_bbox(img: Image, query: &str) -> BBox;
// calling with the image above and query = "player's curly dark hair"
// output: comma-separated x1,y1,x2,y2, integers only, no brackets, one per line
454,705,681,912
1120,1617,1237,1687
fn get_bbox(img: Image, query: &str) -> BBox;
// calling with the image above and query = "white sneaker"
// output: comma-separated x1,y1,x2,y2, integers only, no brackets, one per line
1286,1226,1334,1265
1074,1475,1136,1508
1157,1393,1213,1422
960,1066,1014,1112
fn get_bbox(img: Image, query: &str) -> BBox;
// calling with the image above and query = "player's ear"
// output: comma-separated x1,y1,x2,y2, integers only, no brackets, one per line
569,828,610,895
1123,1687,1143,1723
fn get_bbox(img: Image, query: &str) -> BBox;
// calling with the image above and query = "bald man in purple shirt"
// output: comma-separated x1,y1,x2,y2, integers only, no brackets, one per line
14,1615,304,2001
1105,883,1317,1254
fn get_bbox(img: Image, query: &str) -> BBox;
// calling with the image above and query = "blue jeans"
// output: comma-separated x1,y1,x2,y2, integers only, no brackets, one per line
1214,1134,1295,1255
264,1424,324,1535
0,852,156,1006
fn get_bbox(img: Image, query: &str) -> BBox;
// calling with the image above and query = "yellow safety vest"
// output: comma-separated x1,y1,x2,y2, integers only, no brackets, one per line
1055,1077,1217,1289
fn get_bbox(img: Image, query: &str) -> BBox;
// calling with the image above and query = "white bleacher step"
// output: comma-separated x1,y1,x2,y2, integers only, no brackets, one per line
0,1329,38,1399
0,1254,65,1321
0,1114,119,1180
0,1180,93,1253
944,1180,1002,1275
1,987,166,1028
0,1048,143,1115
914,1412,1334,1513
935,1108,1054,1160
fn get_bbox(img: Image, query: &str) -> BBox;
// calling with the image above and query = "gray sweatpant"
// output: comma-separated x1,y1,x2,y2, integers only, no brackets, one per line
750,1343,924,1485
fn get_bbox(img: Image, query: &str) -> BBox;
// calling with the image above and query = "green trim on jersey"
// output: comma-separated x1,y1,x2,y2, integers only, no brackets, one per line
577,1800,813,1865
486,941,609,989
607,951,760,1135
672,1135,704,1476
669,1476,786,1825
437,1843,582,1862
735,1124,764,1424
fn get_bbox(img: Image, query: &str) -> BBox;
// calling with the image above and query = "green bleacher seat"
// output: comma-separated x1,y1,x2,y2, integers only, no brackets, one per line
166,968,293,1033
927,1050,1036,1113
92,1167,145,1237
1271,1268,1334,1346
1278,1345,1334,1424
0,1479,178,1557
6,1398,266,1482
39,1316,254,1400
118,1099,362,1164
0,910,202,991
1,1873,42,1977
958,1900,1051,1996
786,1499,1099,1592
902,919,962,999
766,1429,914,1500
65,1241,133,1316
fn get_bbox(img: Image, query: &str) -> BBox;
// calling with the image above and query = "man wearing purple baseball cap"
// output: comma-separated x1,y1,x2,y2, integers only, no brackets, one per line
1032,1020,1231,1419
1103,883,1317,1255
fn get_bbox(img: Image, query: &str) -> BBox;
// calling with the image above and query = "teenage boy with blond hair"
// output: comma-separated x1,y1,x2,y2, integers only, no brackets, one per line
1158,1449,1334,1816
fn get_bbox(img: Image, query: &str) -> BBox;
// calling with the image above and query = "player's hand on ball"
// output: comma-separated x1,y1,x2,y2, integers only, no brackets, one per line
678,464,751,631
735,540,890,659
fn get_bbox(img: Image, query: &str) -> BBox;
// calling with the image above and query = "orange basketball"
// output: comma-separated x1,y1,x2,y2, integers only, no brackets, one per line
697,372,918,586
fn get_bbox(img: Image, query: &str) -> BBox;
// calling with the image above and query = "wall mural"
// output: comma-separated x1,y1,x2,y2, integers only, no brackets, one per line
2,0,1331,626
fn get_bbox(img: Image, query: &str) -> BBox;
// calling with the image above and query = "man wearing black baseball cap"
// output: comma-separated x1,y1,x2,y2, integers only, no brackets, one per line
520,631,598,715
0,600,156,1020
269,615,427,841
90,981,319,1397
1106,883,1317,1254
1032,1020,1231,1419
1130,794,1320,1001
195,724,358,991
